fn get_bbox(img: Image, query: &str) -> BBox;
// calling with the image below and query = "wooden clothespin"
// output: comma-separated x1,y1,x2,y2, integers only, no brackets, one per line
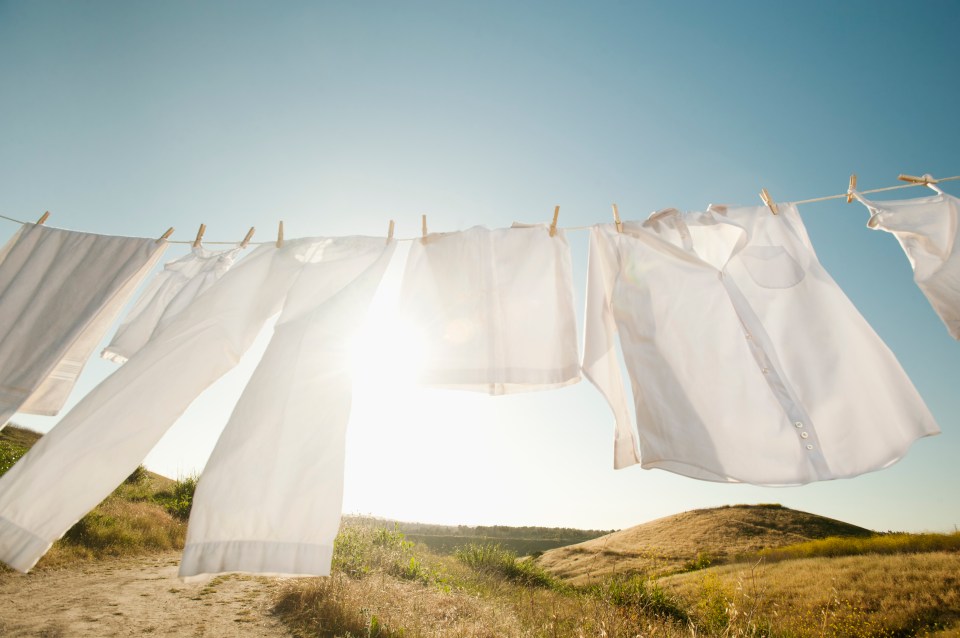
421,214,428,239
156,227,175,243
241,227,255,248
276,221,284,248
612,203,623,233
193,223,206,248
549,206,560,237
36,211,50,225
898,173,938,185
899,172,944,193
759,188,779,215
846,174,857,203
386,220,395,245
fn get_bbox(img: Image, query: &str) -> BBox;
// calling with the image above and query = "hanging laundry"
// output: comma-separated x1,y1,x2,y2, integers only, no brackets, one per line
583,204,939,483
852,189,960,340
180,239,394,580
0,236,395,574
0,224,166,427
102,245,242,363
398,224,579,394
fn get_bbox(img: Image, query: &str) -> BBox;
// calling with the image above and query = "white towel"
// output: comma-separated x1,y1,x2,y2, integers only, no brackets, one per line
0,224,166,426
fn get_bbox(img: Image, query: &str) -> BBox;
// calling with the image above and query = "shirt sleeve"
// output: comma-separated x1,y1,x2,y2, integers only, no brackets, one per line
581,226,641,469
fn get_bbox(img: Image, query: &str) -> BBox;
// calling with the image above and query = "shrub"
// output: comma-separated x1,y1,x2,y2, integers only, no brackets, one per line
153,473,199,520
125,464,149,485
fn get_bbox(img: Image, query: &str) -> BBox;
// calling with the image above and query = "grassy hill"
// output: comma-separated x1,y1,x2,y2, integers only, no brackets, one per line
535,503,873,584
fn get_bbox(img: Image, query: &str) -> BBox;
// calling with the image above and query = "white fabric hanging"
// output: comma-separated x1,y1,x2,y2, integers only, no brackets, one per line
852,189,960,339
0,236,394,574
398,224,580,394
179,239,395,580
583,204,939,483
103,245,242,363
0,224,166,427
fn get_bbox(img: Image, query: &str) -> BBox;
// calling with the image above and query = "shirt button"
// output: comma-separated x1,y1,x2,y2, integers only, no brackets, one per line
806,444,814,450
800,432,809,439
718,271,724,280
745,333,752,340
794,422,803,428
761,367,770,374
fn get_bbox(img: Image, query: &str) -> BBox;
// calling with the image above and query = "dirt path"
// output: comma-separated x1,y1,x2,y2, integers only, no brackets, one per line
0,552,293,637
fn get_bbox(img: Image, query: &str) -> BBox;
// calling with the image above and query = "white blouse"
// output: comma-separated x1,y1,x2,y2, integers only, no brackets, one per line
103,245,241,363
583,203,939,484
854,189,960,340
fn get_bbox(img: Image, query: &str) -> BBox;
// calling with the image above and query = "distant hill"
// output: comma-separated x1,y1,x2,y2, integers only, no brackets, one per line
535,504,873,584
346,516,614,556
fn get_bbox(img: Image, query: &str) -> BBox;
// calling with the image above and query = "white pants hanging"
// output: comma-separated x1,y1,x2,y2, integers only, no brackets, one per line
0,237,393,573
179,239,395,579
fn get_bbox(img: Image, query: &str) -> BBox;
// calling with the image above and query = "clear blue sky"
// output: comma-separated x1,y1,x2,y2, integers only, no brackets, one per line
1,1,958,533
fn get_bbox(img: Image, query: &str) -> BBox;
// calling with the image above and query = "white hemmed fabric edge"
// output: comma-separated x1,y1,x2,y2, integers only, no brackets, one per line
0,515,53,573
178,540,334,582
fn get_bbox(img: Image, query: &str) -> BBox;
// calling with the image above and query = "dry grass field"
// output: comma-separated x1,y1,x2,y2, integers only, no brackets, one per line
275,520,960,638
661,551,960,637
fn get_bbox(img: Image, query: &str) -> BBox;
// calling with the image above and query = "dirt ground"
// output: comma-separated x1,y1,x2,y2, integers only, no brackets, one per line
0,552,293,637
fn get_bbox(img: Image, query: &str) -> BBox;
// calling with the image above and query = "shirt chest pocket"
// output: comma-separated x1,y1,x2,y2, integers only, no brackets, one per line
738,245,805,289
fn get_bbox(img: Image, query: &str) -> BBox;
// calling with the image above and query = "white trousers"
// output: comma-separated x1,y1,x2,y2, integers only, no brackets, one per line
179,237,395,579
0,237,394,574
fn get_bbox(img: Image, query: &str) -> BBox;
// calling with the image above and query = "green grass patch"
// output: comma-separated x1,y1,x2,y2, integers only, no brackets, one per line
454,542,563,589
588,574,689,622
333,521,448,587
0,440,28,476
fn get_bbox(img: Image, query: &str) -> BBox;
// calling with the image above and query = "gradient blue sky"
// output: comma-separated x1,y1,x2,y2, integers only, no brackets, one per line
1,1,958,533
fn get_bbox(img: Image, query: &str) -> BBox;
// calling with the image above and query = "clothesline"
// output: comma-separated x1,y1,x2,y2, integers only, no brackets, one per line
1,173,957,246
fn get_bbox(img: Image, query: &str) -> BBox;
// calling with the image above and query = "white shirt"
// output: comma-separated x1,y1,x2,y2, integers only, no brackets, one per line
583,203,939,483
103,245,241,363
399,224,580,394
853,189,960,340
